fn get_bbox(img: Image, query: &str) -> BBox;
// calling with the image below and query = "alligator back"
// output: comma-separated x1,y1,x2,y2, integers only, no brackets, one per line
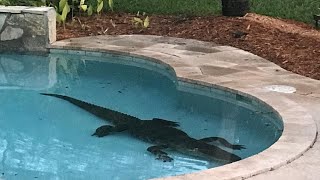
40,93,140,125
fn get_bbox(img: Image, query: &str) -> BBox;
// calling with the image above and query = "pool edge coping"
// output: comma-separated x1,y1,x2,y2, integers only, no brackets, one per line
49,35,318,180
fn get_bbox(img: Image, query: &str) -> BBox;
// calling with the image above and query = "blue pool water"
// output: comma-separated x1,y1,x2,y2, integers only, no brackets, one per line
0,53,283,180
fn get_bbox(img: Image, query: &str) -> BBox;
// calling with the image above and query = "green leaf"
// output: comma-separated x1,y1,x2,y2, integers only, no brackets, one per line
88,5,93,16
56,13,62,24
97,1,103,13
59,0,67,12
61,3,70,22
108,0,113,11
133,17,143,23
143,16,149,28
80,5,87,11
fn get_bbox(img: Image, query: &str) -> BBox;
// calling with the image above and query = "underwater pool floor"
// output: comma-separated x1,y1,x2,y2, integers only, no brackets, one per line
11,35,320,179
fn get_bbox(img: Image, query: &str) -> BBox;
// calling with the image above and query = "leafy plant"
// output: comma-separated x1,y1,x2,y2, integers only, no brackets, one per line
79,0,87,11
132,11,150,29
108,0,113,11
96,0,103,14
52,0,114,29
55,0,70,30
76,0,113,16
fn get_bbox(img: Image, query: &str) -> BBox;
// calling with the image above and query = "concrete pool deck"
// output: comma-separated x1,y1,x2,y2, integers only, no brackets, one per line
50,35,320,180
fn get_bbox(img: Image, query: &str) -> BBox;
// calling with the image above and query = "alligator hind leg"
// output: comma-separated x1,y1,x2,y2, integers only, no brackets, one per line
147,145,173,162
92,124,127,137
199,137,246,150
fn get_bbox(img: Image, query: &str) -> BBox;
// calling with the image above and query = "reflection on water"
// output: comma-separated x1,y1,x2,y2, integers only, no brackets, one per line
0,55,57,90
0,53,282,180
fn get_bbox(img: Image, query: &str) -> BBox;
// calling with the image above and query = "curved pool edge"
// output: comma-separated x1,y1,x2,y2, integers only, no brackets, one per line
49,35,318,180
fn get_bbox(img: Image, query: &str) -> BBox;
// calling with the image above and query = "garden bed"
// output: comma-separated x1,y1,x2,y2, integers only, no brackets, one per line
57,12,320,80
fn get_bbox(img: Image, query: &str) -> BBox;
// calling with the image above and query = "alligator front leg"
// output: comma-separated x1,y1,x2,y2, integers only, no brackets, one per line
92,124,127,137
199,137,245,150
147,145,173,162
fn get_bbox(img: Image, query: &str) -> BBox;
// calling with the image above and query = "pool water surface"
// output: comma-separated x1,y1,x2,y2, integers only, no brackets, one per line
0,53,283,179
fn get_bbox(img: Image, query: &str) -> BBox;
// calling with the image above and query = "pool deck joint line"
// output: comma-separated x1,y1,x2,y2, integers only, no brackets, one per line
50,35,320,180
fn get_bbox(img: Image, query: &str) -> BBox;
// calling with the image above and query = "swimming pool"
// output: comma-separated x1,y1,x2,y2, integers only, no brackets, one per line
0,52,283,179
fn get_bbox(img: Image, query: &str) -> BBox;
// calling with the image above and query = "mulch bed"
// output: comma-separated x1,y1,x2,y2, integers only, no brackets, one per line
57,13,320,80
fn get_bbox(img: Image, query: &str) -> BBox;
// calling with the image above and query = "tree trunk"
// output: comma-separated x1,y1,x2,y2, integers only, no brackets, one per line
221,0,250,17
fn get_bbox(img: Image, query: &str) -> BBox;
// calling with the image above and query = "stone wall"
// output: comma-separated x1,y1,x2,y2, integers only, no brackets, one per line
0,6,56,53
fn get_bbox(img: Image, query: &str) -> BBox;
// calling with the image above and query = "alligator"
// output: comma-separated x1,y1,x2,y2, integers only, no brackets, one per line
41,93,245,163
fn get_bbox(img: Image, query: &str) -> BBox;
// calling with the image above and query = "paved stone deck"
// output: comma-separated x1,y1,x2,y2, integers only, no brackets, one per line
50,35,320,180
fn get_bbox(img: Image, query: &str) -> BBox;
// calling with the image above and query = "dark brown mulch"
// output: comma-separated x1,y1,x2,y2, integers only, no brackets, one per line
57,13,320,80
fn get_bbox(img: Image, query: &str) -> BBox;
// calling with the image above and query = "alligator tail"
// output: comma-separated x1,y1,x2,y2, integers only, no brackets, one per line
40,93,98,111
40,93,140,125
151,118,179,127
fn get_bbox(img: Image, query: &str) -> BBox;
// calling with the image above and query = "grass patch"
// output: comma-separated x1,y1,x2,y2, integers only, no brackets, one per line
114,0,320,23
0,0,318,23
114,0,219,16
251,0,319,23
